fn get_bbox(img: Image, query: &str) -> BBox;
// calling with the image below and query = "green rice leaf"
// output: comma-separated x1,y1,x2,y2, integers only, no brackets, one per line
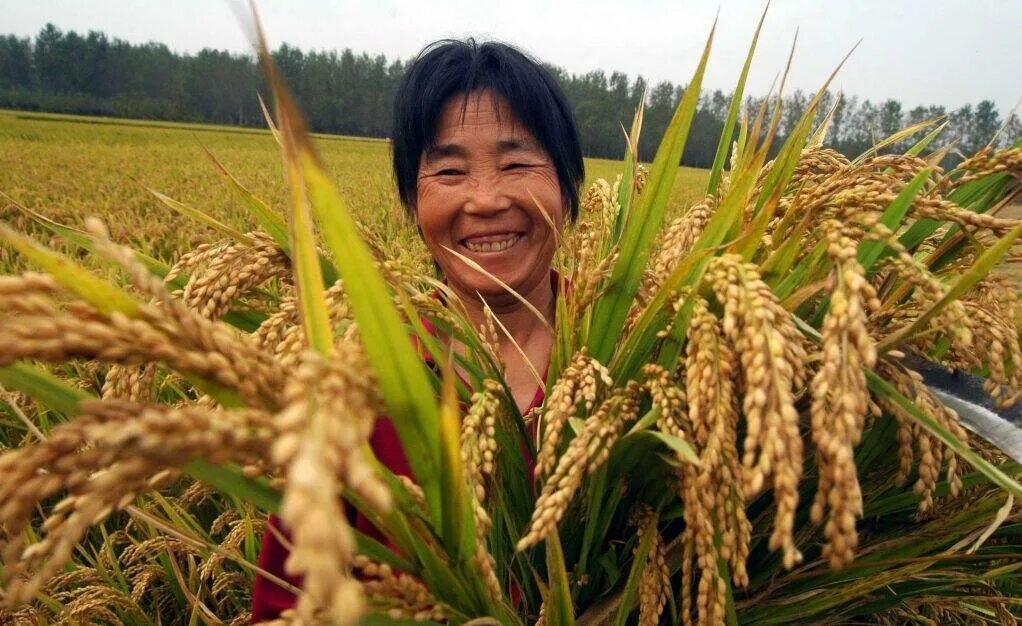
0,223,141,317
284,163,334,355
302,153,443,522
879,218,1022,351
257,36,442,524
202,145,290,253
146,187,255,246
646,431,701,465
856,167,932,272
0,362,89,416
615,98,645,242
707,2,767,196
853,116,945,164
587,20,715,364
613,509,659,626
438,364,472,559
544,530,576,626
865,371,1022,500
184,459,280,513
905,119,948,157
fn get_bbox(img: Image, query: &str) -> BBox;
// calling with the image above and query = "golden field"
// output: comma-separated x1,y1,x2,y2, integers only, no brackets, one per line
0,109,709,272
2,81,1021,624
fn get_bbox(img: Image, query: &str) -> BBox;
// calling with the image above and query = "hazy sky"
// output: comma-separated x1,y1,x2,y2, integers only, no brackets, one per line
4,0,1021,113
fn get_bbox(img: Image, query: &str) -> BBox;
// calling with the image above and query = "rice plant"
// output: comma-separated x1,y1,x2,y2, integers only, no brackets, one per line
1,8,1021,625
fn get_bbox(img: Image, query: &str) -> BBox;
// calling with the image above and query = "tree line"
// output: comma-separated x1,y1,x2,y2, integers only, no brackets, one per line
2,24,1019,166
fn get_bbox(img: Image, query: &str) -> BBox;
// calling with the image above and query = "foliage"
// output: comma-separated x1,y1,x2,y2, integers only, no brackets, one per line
1,25,1021,164
2,10,1022,626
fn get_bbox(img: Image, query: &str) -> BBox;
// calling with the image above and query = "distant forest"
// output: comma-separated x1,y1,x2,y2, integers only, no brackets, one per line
2,24,1020,166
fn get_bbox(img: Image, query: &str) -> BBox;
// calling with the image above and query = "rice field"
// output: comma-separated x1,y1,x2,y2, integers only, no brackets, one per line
0,109,709,272
2,48,1022,623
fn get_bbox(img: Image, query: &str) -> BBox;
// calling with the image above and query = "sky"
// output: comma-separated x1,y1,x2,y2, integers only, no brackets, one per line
4,0,1021,114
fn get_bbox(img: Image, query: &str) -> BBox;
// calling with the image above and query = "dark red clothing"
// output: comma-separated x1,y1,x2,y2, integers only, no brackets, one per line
250,417,420,622
252,273,562,622
250,349,547,623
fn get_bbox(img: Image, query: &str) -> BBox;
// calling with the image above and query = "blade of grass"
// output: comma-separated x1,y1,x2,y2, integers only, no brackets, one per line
201,145,290,252
615,93,646,241
145,187,255,246
0,223,141,317
865,371,1022,500
545,530,576,626
853,116,946,165
587,18,716,364
254,23,443,524
613,509,660,626
707,2,768,196
0,362,89,416
878,218,1022,352
438,360,472,560
857,167,932,272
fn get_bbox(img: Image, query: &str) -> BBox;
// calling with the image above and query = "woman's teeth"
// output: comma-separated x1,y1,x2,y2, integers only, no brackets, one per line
464,234,521,253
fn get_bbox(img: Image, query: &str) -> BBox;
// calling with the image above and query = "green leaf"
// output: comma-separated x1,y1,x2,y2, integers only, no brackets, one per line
183,460,281,512
879,218,1022,351
587,20,716,364
146,186,255,246
302,153,443,523
898,172,1012,252
856,167,932,272
613,510,659,626
203,145,341,285
707,2,767,196
438,364,472,559
905,119,948,157
614,99,645,242
283,156,334,356
865,371,1022,501
545,531,576,626
0,362,89,416
646,431,701,465
202,145,289,250
260,46,442,525
0,224,141,317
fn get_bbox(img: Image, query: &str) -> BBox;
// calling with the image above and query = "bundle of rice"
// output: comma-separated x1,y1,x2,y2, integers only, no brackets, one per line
1,9,1020,626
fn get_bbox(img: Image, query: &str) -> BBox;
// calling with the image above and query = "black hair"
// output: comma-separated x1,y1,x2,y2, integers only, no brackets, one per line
392,39,584,221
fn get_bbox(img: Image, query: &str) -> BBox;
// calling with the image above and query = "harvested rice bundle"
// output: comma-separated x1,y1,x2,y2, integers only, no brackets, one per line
2,9,1022,626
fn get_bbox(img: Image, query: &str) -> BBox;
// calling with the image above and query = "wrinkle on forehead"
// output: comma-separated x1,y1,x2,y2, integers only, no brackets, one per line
427,89,529,148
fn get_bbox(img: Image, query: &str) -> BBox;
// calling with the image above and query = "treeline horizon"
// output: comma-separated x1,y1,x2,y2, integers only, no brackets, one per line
1,23,1019,167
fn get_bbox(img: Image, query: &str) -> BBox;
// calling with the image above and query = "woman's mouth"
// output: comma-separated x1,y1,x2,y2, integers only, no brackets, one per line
461,232,523,253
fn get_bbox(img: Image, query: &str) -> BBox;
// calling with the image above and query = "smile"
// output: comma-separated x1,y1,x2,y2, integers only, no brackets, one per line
462,233,523,253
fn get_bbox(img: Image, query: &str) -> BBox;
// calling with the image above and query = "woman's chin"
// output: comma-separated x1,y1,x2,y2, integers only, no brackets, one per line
449,268,537,302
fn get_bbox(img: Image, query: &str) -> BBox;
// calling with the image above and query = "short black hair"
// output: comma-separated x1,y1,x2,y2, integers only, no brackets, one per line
392,39,584,221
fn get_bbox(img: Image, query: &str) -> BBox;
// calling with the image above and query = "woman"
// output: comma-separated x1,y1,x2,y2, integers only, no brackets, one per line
251,38,584,621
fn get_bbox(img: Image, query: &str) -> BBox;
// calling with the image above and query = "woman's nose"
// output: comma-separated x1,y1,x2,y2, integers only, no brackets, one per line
463,174,513,215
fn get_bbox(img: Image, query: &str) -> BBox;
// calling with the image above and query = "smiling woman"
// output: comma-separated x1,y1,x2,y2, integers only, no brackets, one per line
251,38,585,622
391,39,585,411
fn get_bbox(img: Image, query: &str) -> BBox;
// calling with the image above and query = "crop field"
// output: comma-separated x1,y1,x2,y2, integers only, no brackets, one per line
2,43,1022,623
0,109,709,273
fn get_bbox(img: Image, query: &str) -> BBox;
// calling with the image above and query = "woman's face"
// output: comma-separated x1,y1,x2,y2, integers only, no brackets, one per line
415,90,565,305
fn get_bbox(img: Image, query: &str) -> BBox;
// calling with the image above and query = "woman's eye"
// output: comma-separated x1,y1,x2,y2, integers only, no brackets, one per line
436,169,464,176
503,163,530,171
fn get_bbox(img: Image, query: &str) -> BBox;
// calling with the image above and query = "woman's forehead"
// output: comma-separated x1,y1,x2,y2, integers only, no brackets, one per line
434,90,534,144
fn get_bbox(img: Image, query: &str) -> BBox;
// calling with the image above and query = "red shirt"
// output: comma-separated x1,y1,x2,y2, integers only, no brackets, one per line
250,292,555,621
